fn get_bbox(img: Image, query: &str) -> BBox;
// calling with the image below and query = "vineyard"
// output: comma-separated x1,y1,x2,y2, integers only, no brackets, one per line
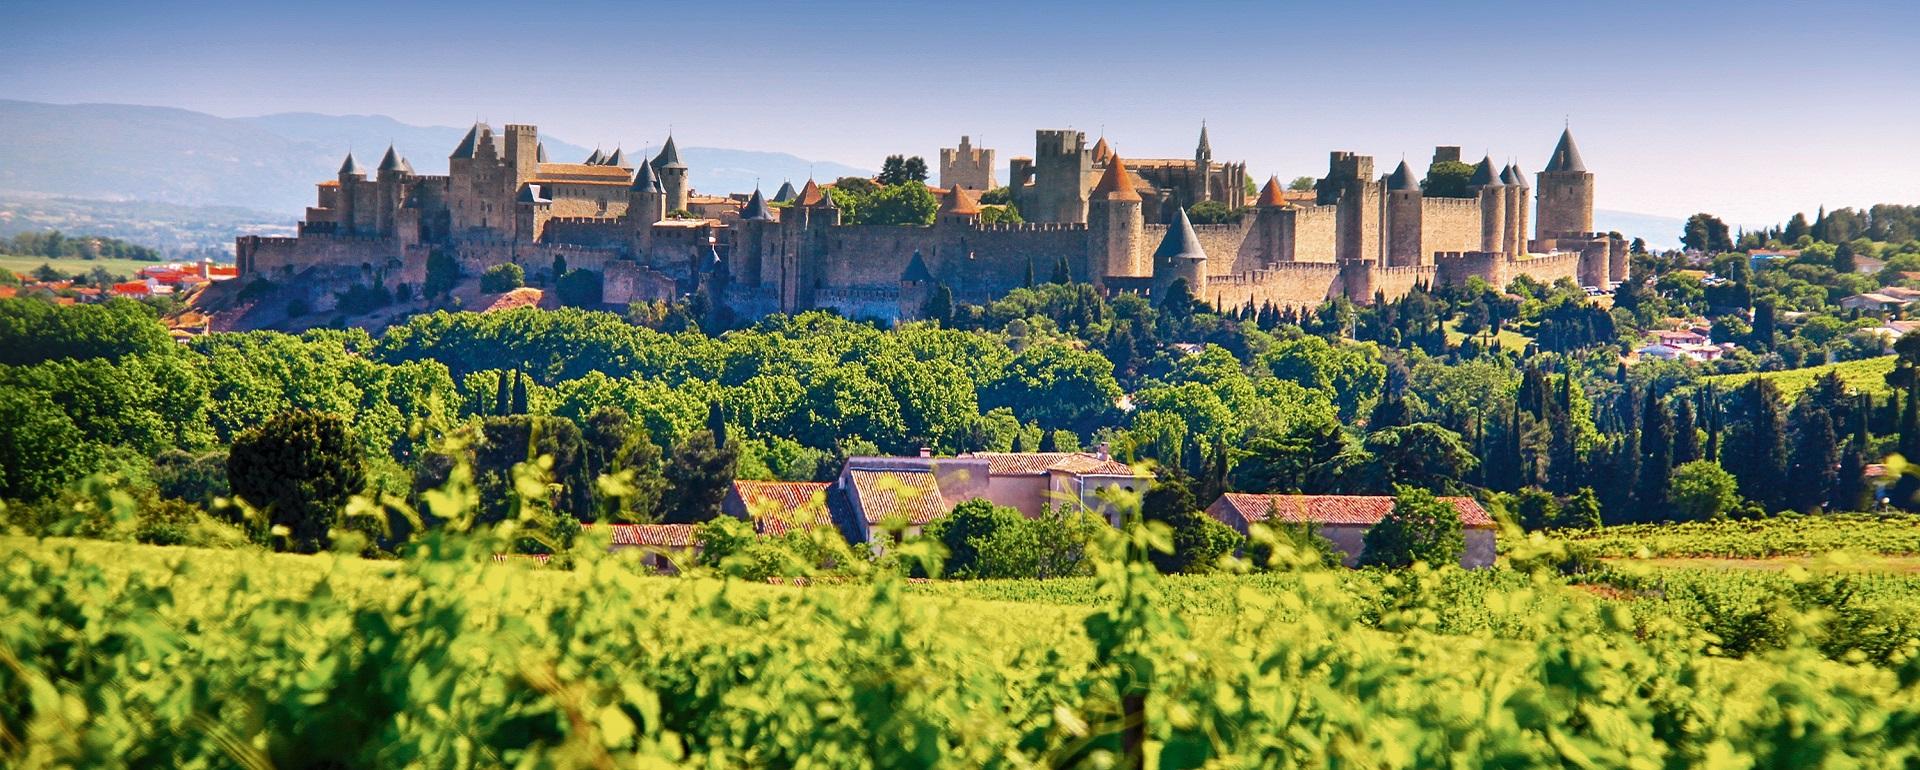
8,526,1920,767
1559,513,1920,558
1702,355,1896,399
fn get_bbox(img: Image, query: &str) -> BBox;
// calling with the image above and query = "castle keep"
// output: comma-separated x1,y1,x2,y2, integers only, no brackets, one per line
237,124,1626,321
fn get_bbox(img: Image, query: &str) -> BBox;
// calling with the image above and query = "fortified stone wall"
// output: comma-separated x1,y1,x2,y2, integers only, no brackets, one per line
1202,261,1345,311
544,185,630,219
1369,264,1440,299
1420,198,1483,256
543,218,631,250
603,261,679,307
1290,205,1338,262
939,222,1092,299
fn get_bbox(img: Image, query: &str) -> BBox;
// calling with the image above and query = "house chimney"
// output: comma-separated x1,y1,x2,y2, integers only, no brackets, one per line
918,446,932,458
1096,442,1110,460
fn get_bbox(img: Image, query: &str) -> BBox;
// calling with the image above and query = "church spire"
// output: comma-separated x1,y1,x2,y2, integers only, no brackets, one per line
1195,121,1212,163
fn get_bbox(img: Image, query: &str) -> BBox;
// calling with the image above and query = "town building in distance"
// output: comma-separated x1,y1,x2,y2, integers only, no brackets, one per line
234,123,1627,322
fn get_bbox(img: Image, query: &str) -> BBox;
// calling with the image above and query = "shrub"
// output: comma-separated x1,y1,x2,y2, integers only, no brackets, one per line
227,410,366,553
480,263,525,293
1513,486,1559,531
1670,460,1741,521
554,268,603,307
1359,485,1464,568
923,498,1024,578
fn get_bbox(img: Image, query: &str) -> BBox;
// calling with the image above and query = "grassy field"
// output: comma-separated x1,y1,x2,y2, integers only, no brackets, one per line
1559,513,1920,559
1704,355,1896,398
1442,318,1533,350
0,253,172,280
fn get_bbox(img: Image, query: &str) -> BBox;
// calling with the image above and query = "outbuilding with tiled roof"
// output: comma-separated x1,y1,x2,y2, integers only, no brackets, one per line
1205,493,1496,568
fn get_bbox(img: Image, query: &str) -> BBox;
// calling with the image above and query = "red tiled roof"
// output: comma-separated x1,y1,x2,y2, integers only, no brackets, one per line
732,480,833,535
1209,493,1494,529
849,469,948,526
1091,156,1142,202
795,179,826,206
938,185,981,215
1090,137,1113,164
964,452,1140,477
1257,176,1287,207
607,523,698,548
112,281,150,296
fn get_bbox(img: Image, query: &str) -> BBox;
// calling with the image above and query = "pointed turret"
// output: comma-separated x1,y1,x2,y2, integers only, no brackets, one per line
772,180,798,204
605,148,627,167
1090,137,1113,165
536,142,548,163
901,249,933,283
1155,207,1208,263
630,159,661,192
338,152,365,177
1498,163,1520,186
652,136,686,169
378,145,405,175
794,179,827,207
1509,162,1529,188
1091,155,1141,202
1544,128,1586,173
938,185,981,216
400,157,414,174
740,187,774,221
1469,156,1503,187
585,147,605,165
451,123,485,159
1257,176,1288,206
1386,161,1418,192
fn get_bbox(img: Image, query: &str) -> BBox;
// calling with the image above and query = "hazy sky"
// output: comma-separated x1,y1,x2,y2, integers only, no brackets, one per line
3,0,1915,224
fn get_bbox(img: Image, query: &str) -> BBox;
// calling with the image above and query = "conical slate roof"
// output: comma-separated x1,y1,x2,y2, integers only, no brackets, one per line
1154,208,1208,262
1511,163,1529,188
1499,163,1520,186
772,180,798,203
1544,128,1586,173
901,250,933,283
585,148,605,165
1469,156,1503,187
1386,161,1418,191
536,142,548,163
338,152,365,176
630,159,661,192
938,185,980,216
653,136,686,169
1091,155,1141,202
400,156,414,174
451,123,486,158
378,145,404,173
740,188,774,221
605,148,627,167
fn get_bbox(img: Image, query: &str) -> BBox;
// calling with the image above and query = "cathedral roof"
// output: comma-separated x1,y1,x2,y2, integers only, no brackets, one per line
901,250,933,283
1090,137,1113,164
1544,128,1586,173
604,148,626,167
1196,123,1212,157
584,148,605,165
1386,160,1418,191
1469,156,1503,187
653,136,686,169
338,152,365,176
795,179,827,206
1257,175,1288,206
631,159,661,192
1154,207,1208,263
378,145,405,174
451,123,489,159
772,180,798,203
938,185,980,216
1091,155,1142,202
740,187,775,221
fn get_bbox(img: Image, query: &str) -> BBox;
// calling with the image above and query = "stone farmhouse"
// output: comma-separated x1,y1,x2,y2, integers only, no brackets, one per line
234,122,1626,323
1205,492,1496,568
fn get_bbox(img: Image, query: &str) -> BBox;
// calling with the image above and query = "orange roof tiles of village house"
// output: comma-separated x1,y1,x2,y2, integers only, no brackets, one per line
1091,156,1141,202
1209,493,1495,528
607,523,698,548
731,480,834,535
849,469,949,525
962,451,1139,477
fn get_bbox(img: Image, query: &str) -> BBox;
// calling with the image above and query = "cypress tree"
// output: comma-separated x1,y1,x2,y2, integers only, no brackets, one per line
707,400,729,448
1636,391,1674,520
1023,258,1035,288
1725,379,1788,510
1788,399,1839,513
1051,257,1071,285
510,370,529,414
1832,407,1871,511
1672,397,1700,464
1902,386,1920,461
494,370,511,416
1547,374,1578,494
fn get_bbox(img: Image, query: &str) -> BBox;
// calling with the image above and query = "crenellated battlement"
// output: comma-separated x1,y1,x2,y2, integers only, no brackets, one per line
971,222,1090,233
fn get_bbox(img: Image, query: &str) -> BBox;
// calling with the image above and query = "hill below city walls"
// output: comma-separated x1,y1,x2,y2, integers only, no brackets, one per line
0,100,870,215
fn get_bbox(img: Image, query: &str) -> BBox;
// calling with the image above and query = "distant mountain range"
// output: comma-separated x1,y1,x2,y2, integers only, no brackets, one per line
0,100,869,216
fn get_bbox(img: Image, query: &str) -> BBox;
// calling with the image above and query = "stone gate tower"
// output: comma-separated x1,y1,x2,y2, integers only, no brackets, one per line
1534,128,1594,238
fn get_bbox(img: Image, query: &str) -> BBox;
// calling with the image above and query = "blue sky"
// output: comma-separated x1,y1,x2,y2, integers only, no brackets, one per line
2,0,1916,224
